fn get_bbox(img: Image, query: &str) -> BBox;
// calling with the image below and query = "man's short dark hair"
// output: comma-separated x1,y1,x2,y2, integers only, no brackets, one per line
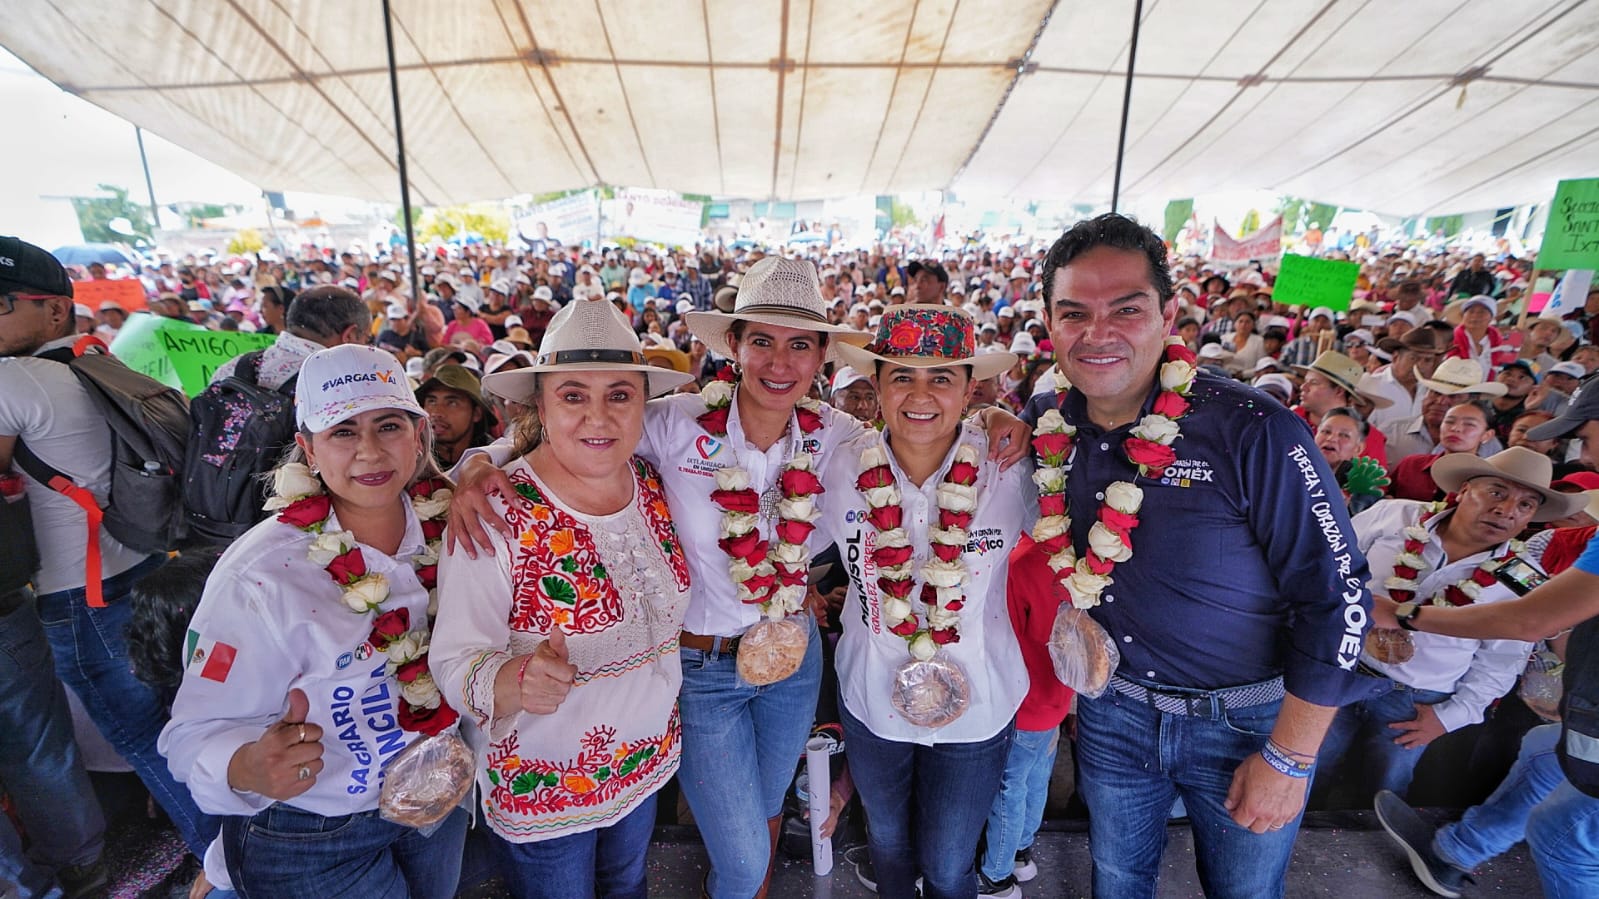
286,285,371,341
1176,317,1199,330
906,260,950,285
1041,213,1173,312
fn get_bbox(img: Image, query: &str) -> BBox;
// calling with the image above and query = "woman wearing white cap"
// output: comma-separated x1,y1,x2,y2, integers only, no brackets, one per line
160,344,469,897
430,300,695,898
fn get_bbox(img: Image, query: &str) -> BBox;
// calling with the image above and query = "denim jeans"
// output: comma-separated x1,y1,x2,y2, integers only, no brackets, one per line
1076,682,1298,899
677,616,822,899
1435,724,1599,898
34,554,217,859
1317,680,1452,798
0,592,104,899
490,793,657,899
841,703,1015,899
222,804,467,899
980,726,1057,881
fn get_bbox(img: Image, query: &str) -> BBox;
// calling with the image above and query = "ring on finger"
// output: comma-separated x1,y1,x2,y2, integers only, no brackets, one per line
297,764,311,781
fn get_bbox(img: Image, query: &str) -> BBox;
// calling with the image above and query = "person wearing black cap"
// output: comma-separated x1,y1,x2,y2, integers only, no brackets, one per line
906,259,950,305
1525,376,1599,471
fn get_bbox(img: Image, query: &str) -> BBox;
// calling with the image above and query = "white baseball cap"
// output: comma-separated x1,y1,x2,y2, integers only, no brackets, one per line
295,344,425,433
831,366,870,393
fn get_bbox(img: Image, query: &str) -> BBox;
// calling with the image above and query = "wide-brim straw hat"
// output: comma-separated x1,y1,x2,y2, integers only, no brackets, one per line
1418,357,1509,398
685,257,869,363
835,304,1016,382
1294,351,1391,408
1432,447,1587,522
482,299,692,401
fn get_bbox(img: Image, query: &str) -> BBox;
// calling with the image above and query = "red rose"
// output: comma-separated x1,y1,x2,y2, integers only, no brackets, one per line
929,627,960,645
1152,391,1190,419
866,504,903,530
1165,343,1198,366
776,519,816,544
1083,552,1115,575
779,467,824,497
872,544,914,568
942,599,964,612
413,564,438,589
1099,507,1140,533
326,548,367,585
856,465,895,491
775,564,807,587
1472,567,1498,587
742,573,776,599
393,656,429,684
889,617,919,636
370,608,411,646
410,478,445,500
1039,493,1068,518
697,407,731,436
718,531,766,562
1036,533,1071,557
932,542,964,562
795,406,824,434
940,511,973,531
399,700,458,736
1393,565,1418,579
714,366,737,383
1444,586,1471,607
1031,432,1073,463
1123,438,1176,473
946,461,979,485
421,518,447,541
879,577,916,599
710,488,761,514
277,494,332,529
919,583,938,603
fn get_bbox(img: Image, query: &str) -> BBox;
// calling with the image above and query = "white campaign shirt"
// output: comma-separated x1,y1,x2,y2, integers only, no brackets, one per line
160,504,443,818
1364,367,1423,435
1352,499,1533,732
820,424,1033,744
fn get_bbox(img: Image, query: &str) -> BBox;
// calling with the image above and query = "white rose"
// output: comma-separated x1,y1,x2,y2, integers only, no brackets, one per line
934,585,964,606
342,573,389,612
877,527,911,548
1404,525,1431,543
1087,521,1133,562
1032,515,1070,543
723,512,758,536
884,597,913,623
936,483,978,513
1031,466,1067,493
863,485,901,508
908,632,938,662
923,559,966,589
1046,549,1077,572
1385,576,1419,593
272,463,322,503
412,487,453,520
1130,414,1181,445
700,380,734,407
1065,569,1113,609
1430,594,1452,607
715,467,750,492
729,558,761,583
1394,551,1427,570
776,495,816,522
401,672,442,709
1035,409,1072,435
954,444,981,467
860,445,889,470
926,606,960,630
788,453,814,472
413,542,440,567
385,632,423,664
308,531,352,567
879,563,915,581
1104,481,1145,515
772,584,808,614
1458,580,1483,600
770,541,806,566
1159,359,1197,394
930,526,968,548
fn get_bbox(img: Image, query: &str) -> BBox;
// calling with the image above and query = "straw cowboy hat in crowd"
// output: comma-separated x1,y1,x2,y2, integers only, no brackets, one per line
1417,356,1509,398
1295,351,1393,409
1432,446,1587,522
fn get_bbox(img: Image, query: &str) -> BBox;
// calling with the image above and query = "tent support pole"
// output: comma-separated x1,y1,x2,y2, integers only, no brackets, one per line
382,0,420,291
1110,0,1144,214
134,126,160,232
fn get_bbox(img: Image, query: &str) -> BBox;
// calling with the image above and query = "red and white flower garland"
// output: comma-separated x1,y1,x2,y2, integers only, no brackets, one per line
855,443,981,661
1031,338,1197,608
268,462,459,735
1386,507,1523,608
699,374,826,619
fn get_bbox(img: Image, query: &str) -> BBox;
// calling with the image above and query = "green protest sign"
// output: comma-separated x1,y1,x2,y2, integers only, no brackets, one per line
1273,254,1359,312
1536,178,1599,270
110,313,275,396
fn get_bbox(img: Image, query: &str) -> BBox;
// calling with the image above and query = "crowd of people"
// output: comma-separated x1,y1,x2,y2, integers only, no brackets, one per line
3,212,1599,899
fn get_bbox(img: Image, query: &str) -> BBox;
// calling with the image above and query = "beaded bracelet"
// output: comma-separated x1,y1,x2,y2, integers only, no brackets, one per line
1260,740,1315,779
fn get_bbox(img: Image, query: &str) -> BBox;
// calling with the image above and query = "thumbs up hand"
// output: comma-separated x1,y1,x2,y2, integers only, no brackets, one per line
517,629,578,715
227,688,326,799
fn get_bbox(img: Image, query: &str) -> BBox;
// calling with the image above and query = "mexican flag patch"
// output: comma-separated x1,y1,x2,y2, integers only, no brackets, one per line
185,629,238,683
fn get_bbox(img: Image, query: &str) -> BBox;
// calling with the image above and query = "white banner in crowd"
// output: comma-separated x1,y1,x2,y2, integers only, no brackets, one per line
1211,215,1283,265
602,188,705,248
515,190,601,249
1542,268,1595,318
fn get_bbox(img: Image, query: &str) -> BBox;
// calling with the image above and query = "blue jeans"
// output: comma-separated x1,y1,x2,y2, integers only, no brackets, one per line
34,554,217,859
0,592,105,899
1076,682,1298,899
223,804,467,899
980,726,1057,881
490,793,656,899
841,703,1015,899
1435,724,1599,898
677,616,822,899
1318,681,1452,797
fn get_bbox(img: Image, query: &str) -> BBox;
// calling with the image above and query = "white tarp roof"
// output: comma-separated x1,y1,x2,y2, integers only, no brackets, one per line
3,0,1597,216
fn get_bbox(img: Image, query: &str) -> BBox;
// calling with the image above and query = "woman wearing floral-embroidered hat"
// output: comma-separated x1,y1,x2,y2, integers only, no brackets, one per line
818,303,1033,899
444,258,1033,898
160,344,471,897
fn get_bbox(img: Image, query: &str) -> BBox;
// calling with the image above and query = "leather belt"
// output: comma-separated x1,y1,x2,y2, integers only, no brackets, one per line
1109,674,1286,719
679,630,741,656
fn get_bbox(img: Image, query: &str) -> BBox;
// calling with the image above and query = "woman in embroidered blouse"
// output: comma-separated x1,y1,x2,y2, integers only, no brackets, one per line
159,344,467,898
431,300,695,899
819,305,1033,899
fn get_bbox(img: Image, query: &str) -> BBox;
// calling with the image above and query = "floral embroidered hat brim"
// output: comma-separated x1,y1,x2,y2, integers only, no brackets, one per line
836,304,1017,382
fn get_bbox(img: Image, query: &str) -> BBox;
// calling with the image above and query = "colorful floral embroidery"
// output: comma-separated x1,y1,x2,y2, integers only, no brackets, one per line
483,710,679,820
868,306,975,360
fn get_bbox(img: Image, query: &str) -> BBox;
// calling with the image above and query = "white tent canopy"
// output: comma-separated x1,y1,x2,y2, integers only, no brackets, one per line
4,0,1597,216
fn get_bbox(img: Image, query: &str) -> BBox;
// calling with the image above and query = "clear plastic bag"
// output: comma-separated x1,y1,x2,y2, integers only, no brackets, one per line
1521,649,1564,722
891,655,970,728
1048,606,1117,698
379,730,475,829
1365,628,1415,665
737,617,808,686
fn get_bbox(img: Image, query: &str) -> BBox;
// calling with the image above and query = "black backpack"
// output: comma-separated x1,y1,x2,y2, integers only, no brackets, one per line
1559,615,1599,797
13,338,191,583
182,350,299,545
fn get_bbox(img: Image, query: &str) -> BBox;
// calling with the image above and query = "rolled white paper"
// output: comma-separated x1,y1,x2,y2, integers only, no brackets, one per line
806,736,833,876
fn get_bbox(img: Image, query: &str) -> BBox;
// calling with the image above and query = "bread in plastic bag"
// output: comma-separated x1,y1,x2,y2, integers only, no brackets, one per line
1048,606,1116,698
891,656,970,728
737,617,808,685
1521,648,1564,722
1365,628,1415,665
379,730,475,828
